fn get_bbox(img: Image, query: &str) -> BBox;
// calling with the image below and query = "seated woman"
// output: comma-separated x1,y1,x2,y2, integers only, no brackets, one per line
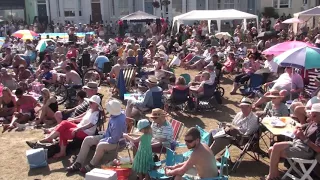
265,103,320,180
230,54,260,95
37,95,101,158
126,49,136,66
34,88,58,127
0,87,16,120
256,90,289,117
164,76,188,94
2,88,39,132
221,52,236,74
0,68,18,91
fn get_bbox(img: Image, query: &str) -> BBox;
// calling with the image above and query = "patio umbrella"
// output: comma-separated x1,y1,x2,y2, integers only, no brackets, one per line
12,30,38,40
36,39,56,52
215,32,231,39
282,18,304,24
274,46,320,69
262,41,314,56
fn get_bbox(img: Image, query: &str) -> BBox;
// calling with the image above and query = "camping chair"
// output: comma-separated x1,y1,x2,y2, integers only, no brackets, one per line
228,120,267,173
180,74,191,84
80,54,91,68
194,84,217,110
239,73,264,99
282,154,320,180
152,91,164,109
165,87,190,111
149,147,185,179
103,62,112,74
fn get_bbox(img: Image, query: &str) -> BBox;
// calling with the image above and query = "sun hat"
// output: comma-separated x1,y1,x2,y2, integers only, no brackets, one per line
83,82,99,89
105,99,122,116
239,97,252,106
137,119,151,131
266,89,284,98
307,103,320,113
85,95,102,110
146,108,168,118
146,76,158,84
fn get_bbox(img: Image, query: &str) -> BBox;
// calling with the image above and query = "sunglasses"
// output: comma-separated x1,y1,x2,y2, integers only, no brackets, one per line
184,139,195,143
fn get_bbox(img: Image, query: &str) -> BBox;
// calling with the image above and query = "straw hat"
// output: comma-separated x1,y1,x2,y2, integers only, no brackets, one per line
146,108,168,118
146,76,158,84
266,89,284,98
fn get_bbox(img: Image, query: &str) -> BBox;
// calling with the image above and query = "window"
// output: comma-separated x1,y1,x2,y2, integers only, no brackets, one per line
64,10,75,17
224,0,234,9
119,0,129,15
172,0,182,16
78,0,82,16
37,0,46,3
217,0,221,9
273,0,291,8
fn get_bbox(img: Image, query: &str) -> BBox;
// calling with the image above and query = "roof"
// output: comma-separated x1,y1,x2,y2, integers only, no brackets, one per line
173,9,258,22
294,6,320,17
120,11,160,22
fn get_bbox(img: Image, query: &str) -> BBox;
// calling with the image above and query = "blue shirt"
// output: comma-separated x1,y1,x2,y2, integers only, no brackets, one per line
136,86,162,108
94,55,109,71
42,71,53,80
101,113,127,144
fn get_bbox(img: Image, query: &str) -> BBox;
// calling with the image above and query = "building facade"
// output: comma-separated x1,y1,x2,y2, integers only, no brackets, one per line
259,0,317,16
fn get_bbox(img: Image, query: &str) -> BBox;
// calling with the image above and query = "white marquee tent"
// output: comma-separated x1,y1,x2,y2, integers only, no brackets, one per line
293,6,320,34
172,9,258,33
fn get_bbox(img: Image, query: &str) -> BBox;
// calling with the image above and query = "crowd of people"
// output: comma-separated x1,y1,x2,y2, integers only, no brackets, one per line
1,14,320,180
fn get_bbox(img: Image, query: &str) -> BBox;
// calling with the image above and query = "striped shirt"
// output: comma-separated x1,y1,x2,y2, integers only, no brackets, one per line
71,100,90,117
151,121,173,143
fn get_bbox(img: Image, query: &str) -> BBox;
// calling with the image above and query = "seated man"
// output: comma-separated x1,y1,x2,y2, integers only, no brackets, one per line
64,65,82,86
66,100,126,172
0,48,13,67
253,67,304,108
16,64,32,82
165,127,218,180
189,47,216,71
209,97,259,155
125,76,162,117
266,103,320,180
94,52,109,72
107,58,126,85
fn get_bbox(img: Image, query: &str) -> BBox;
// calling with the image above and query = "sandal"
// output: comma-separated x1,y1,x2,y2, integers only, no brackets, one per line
80,164,95,173
66,162,82,172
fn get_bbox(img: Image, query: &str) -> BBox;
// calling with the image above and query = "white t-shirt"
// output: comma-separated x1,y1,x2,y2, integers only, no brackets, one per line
306,97,320,108
264,59,278,73
77,109,99,135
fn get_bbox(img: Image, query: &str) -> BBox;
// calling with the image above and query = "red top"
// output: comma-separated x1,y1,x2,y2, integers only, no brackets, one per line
66,49,77,59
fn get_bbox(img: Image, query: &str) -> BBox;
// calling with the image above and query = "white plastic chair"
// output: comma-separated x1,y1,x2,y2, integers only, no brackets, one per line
282,158,318,180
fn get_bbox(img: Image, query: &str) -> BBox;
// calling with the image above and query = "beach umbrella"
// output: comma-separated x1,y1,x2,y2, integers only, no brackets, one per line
12,30,38,40
262,41,314,56
215,32,231,39
282,18,304,24
274,46,320,69
117,69,126,100
36,39,56,52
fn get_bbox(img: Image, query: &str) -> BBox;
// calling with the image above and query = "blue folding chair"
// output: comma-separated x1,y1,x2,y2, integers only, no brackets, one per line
239,74,264,97
149,147,184,179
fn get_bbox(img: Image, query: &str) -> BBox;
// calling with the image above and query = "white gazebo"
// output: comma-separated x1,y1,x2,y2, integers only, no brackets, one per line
293,6,320,34
172,9,258,33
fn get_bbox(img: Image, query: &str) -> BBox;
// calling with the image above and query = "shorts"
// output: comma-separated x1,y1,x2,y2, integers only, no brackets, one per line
61,110,74,120
285,139,314,159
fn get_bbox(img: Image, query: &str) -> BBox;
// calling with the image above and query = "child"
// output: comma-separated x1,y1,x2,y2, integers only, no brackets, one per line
123,119,153,180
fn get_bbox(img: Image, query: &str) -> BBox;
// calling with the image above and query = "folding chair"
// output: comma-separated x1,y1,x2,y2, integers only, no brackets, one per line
122,67,137,92
239,73,264,98
282,156,319,180
195,84,217,111
166,87,190,111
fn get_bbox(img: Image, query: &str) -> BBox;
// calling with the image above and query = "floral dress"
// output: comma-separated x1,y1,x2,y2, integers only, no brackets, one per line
132,134,154,174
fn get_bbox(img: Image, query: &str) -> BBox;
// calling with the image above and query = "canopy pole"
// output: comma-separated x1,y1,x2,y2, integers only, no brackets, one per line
208,20,211,33
217,20,221,33
243,18,247,32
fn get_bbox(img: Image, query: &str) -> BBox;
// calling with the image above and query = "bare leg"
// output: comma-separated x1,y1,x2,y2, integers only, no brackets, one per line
253,95,270,108
39,131,59,143
54,111,63,124
230,82,239,94
174,176,183,180
53,144,67,158
268,142,290,179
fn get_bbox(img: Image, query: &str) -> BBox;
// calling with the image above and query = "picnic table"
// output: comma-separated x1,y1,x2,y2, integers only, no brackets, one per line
261,116,300,137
